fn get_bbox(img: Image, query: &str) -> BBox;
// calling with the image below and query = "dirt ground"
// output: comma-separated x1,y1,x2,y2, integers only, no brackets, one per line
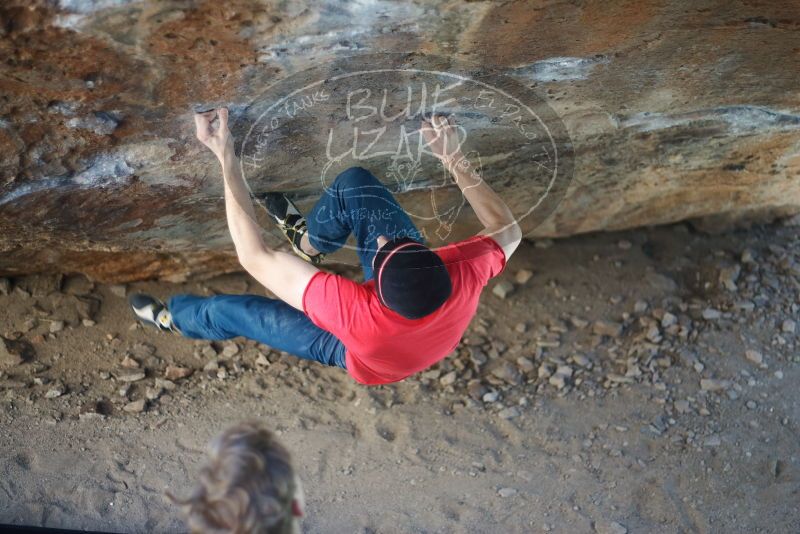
1,222,799,533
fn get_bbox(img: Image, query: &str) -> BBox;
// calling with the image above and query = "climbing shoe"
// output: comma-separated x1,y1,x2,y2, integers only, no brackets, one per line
255,192,325,265
129,293,175,332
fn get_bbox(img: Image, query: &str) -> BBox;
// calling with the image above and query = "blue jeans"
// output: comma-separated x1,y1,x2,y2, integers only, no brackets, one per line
169,167,422,368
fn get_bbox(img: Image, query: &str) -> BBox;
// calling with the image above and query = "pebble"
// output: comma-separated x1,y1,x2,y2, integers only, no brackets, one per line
109,285,127,297
45,386,65,399
617,239,632,250
781,319,795,334
221,343,240,358
538,363,554,379
255,354,270,366
549,374,567,390
774,370,784,379
516,357,535,373
572,354,591,368
704,435,721,447
164,365,193,381
0,278,9,295
123,399,146,413
745,400,757,410
482,391,499,403
497,487,517,498
498,406,520,419
117,370,146,383
700,378,729,392
515,269,533,284
596,520,627,534
745,350,763,365
82,319,96,327
592,320,623,338
514,322,527,333
49,321,65,333
155,378,176,391
440,371,457,386
674,400,690,414
634,300,649,314
121,355,140,369
718,264,740,291
146,386,164,401
492,281,515,299
491,362,522,385
701,308,721,320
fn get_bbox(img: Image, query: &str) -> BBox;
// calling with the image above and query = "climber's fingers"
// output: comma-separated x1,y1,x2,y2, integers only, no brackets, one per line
217,108,229,133
194,111,215,142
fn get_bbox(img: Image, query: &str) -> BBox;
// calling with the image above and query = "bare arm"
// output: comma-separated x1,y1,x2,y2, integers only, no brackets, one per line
195,109,319,310
421,115,522,259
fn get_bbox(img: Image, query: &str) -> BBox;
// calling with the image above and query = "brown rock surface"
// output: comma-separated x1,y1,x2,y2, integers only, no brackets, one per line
1,1,799,281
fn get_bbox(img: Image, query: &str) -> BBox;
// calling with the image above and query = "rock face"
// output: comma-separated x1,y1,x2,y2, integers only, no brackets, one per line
1,1,799,282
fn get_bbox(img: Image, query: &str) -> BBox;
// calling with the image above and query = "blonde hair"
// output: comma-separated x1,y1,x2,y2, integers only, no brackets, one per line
170,421,298,534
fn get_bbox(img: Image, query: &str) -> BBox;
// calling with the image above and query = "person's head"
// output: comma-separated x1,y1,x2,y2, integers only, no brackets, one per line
372,236,452,319
170,421,303,534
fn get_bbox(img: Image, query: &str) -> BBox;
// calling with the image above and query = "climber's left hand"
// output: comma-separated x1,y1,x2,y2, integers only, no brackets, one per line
195,108,234,162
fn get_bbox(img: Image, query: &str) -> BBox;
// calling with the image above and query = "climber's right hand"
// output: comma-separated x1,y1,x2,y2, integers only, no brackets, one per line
195,107,235,162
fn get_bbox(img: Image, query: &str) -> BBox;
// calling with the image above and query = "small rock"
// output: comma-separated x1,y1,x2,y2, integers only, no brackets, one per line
514,322,527,333
491,361,522,385
0,278,10,295
718,264,740,291
164,365,193,381
617,239,632,250
702,308,721,320
121,355,140,369
49,321,65,333
123,399,146,413
118,384,131,397
781,319,796,334
203,360,220,372
0,336,35,367
515,269,533,284
633,300,649,314
538,363,554,379
674,400,690,414
595,521,627,534
516,357,535,373
700,378,729,392
741,248,755,264
221,343,240,358
498,406,520,419
592,320,623,338
774,370,784,379
745,400,757,410
82,319,96,327
661,312,678,328
549,374,567,390
45,386,65,399
117,370,146,383
570,316,589,329
146,386,164,401
497,487,517,498
255,354,270,366
440,371,457,386
572,354,591,368
704,435,721,447
492,281,515,299
109,285,127,298
745,349,763,365
155,378,176,391
482,390,500,403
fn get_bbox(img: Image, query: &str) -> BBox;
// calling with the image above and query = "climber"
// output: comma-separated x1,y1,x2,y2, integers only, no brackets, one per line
129,108,521,385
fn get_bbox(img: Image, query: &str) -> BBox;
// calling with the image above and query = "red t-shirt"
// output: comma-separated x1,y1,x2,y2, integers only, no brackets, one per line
302,235,506,385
